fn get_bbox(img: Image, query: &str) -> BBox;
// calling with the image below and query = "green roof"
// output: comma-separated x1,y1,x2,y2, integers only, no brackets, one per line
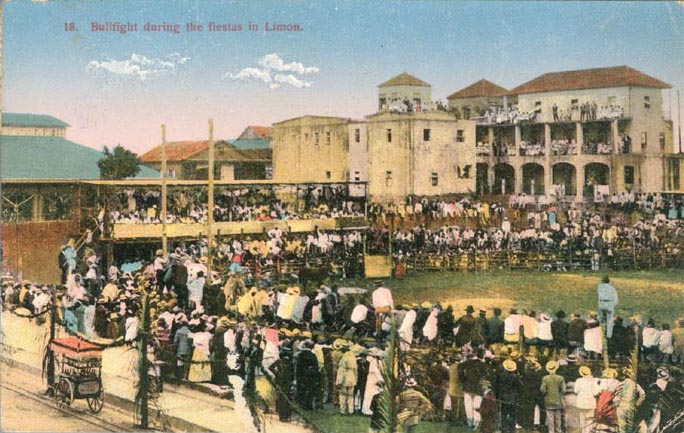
0,135,159,180
230,138,272,150
2,113,70,128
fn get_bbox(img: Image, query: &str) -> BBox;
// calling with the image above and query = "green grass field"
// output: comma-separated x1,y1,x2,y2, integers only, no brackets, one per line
301,269,684,433
344,269,684,324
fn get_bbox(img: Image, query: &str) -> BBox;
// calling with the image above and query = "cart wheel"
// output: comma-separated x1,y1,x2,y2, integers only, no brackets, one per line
87,391,104,414
55,378,73,408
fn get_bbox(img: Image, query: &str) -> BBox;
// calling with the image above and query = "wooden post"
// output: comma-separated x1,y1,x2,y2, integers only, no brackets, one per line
46,302,56,395
161,125,168,255
207,119,215,278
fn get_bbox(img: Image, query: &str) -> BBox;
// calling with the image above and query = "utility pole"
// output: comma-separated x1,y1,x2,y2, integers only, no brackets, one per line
207,119,215,277
678,90,682,154
161,125,168,255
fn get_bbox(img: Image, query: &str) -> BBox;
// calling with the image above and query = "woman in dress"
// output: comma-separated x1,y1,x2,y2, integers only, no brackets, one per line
187,323,212,382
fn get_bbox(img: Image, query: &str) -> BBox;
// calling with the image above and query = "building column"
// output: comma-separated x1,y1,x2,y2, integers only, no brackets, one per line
487,165,495,194
514,125,521,153
576,122,584,151
32,189,42,222
576,164,585,200
611,120,620,154
515,164,524,194
544,123,552,195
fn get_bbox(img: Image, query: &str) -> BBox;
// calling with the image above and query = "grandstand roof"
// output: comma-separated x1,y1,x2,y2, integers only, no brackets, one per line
379,73,430,88
2,112,70,128
510,65,671,95
0,135,158,180
447,79,509,99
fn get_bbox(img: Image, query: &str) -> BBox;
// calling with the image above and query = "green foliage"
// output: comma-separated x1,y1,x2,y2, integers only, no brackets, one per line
377,320,399,433
97,145,141,180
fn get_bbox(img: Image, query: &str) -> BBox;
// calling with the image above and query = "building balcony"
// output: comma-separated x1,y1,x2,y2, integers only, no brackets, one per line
581,143,614,155
519,142,546,157
473,110,538,126
109,217,366,239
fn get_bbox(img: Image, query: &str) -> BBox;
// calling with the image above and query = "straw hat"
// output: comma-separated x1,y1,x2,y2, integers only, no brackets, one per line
546,360,559,373
602,368,618,379
503,359,517,372
579,366,592,377
420,301,432,309
333,338,351,350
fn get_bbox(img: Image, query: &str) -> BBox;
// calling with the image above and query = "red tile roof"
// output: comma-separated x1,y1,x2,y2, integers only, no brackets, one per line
139,140,210,163
510,65,670,95
447,79,509,100
237,126,273,140
379,73,430,87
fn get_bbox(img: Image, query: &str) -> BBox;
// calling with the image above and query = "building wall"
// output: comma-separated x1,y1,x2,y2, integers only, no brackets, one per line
1,220,81,284
141,161,182,178
272,116,350,183
2,126,66,137
378,85,432,109
367,111,476,202
348,122,368,182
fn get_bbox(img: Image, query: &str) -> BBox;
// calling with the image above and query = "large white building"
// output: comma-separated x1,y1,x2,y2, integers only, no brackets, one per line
273,66,677,203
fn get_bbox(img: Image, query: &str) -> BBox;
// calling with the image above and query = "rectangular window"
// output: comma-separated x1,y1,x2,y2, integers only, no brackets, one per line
265,166,273,180
325,131,331,144
641,132,647,149
355,128,360,143
423,129,431,141
314,132,320,145
304,133,309,141
456,129,465,143
325,171,331,180
624,166,635,185
431,172,438,186
354,171,361,182
644,95,651,109
387,129,392,143
385,170,393,187
673,161,681,190
660,132,666,151
571,98,579,108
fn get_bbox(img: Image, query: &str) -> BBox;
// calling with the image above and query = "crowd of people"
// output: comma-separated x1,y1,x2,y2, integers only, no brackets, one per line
2,269,683,433
4,189,684,432
519,141,546,157
107,185,365,225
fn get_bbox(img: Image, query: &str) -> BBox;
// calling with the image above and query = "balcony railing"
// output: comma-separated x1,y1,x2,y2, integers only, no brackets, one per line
519,142,546,156
550,140,578,156
582,142,613,155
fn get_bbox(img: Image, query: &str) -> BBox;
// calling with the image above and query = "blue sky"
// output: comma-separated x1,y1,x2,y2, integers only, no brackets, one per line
4,0,684,153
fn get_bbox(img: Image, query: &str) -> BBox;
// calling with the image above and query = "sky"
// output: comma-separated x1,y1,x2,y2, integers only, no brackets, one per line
3,0,684,154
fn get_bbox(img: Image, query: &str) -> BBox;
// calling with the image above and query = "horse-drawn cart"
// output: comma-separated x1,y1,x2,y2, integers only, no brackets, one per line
50,336,105,413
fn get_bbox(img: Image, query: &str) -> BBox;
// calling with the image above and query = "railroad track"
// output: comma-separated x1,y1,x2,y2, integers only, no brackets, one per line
1,380,137,432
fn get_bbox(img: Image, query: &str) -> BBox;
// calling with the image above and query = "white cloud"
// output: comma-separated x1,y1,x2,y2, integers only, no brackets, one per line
274,74,312,88
225,53,319,90
87,52,190,81
258,53,319,74
224,67,273,84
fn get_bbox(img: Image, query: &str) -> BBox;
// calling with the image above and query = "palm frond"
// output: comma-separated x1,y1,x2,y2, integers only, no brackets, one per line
377,318,399,433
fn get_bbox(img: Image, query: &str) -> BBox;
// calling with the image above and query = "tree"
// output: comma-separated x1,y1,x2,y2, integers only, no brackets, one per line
97,145,141,180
